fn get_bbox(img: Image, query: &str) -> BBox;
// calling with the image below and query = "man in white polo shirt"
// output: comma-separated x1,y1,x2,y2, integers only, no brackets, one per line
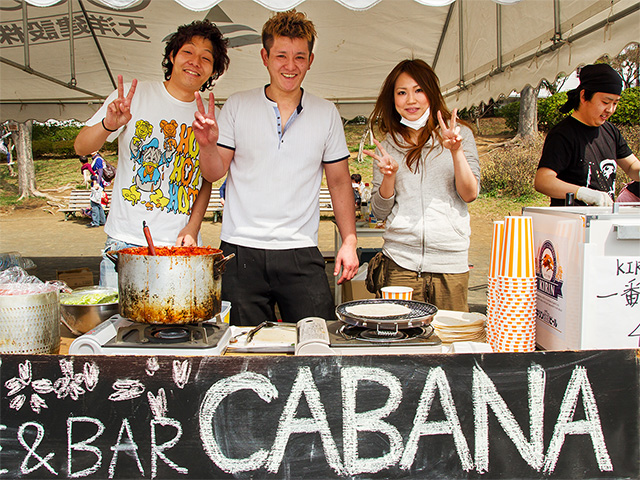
194,9,359,326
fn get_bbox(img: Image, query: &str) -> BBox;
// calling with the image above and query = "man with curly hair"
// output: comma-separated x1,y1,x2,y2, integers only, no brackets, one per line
194,10,359,326
75,20,230,287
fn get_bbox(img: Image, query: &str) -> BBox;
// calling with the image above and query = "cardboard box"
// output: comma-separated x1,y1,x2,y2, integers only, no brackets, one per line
57,268,94,289
342,279,376,302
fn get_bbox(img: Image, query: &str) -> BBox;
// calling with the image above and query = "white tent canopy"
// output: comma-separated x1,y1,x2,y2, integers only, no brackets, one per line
1,0,638,122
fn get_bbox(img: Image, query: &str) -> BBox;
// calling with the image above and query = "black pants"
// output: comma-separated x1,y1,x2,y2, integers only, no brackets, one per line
220,241,335,326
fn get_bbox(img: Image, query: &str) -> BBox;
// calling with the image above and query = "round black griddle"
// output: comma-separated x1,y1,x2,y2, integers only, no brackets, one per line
336,299,438,330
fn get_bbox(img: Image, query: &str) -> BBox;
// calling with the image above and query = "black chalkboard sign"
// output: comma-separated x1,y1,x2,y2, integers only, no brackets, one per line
1,350,638,479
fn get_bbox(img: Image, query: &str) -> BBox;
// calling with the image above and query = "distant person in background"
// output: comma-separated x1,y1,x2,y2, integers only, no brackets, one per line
0,132,12,164
535,63,640,206
79,156,95,188
351,173,365,194
351,173,363,208
91,151,105,186
89,175,106,228
1,131,16,177
219,178,227,206
364,59,480,311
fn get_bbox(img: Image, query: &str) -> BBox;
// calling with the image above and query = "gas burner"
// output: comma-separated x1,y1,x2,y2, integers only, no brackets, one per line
68,314,233,355
339,324,436,343
115,322,223,347
113,321,228,349
150,326,191,343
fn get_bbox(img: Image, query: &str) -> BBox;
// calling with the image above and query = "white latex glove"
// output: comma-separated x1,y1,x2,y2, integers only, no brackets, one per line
576,187,613,207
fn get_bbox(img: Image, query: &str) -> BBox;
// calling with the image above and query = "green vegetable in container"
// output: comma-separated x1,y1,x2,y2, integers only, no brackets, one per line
61,292,118,305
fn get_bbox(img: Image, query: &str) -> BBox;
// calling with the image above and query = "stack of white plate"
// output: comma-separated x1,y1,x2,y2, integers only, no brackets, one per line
431,310,487,344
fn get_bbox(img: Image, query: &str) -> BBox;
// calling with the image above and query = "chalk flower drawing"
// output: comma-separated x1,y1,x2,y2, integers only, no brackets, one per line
109,379,146,401
4,359,99,414
54,359,86,400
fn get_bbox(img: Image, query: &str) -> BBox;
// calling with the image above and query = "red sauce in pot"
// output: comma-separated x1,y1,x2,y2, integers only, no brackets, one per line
118,246,221,256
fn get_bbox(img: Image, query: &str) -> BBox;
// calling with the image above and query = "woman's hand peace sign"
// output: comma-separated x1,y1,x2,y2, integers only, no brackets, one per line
437,108,462,151
104,75,137,131
363,138,398,177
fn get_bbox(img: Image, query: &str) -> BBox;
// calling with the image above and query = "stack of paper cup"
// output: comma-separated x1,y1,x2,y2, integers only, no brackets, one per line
486,221,504,344
486,216,536,352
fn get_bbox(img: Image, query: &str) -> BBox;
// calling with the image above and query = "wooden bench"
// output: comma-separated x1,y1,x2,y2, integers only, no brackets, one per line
319,187,333,215
60,189,225,221
60,189,111,220
208,189,224,222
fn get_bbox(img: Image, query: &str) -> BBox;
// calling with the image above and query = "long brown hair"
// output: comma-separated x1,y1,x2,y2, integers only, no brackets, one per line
369,59,453,173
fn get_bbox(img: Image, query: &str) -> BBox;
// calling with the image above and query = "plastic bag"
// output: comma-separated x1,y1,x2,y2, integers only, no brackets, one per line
0,266,70,295
0,252,36,271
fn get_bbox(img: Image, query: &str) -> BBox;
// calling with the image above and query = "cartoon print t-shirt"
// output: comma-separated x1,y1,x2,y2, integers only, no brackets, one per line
538,116,632,206
86,82,210,246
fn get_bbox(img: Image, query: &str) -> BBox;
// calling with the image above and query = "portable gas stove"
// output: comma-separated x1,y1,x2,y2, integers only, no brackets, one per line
295,299,442,355
69,313,232,356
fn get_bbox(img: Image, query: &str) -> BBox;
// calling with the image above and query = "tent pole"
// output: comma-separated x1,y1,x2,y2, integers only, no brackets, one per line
432,3,454,70
21,0,30,69
69,0,77,87
78,0,116,90
496,4,502,71
458,0,465,88
553,0,562,44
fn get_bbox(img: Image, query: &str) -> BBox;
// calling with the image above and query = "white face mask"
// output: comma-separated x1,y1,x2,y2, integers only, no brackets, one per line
399,108,430,130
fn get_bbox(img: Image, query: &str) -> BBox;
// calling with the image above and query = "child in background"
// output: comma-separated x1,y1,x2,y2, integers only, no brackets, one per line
351,173,364,208
79,156,95,188
89,175,106,227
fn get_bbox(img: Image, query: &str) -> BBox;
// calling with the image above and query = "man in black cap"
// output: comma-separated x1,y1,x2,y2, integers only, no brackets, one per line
535,63,639,206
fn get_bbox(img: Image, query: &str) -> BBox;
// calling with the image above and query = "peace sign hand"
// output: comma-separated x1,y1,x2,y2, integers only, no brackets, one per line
437,108,462,151
192,91,219,149
104,75,137,131
363,138,398,177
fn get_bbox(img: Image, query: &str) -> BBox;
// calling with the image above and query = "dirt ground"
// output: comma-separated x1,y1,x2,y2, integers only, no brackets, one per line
0,206,492,312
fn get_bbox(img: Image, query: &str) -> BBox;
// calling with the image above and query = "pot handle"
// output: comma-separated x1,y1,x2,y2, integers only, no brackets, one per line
105,252,118,272
213,253,235,278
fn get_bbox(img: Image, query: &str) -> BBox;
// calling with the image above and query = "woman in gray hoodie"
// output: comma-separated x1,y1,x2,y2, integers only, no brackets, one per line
364,59,480,311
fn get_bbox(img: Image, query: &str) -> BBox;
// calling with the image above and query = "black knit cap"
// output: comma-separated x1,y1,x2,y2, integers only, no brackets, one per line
578,63,622,95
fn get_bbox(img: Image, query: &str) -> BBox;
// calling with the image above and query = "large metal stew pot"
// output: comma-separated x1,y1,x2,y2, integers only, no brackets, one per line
112,246,232,324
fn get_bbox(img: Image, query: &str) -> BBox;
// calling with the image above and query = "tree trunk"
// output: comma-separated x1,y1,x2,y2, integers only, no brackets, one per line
516,85,539,141
10,120,51,201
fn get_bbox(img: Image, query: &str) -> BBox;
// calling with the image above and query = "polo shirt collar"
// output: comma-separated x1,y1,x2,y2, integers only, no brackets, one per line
263,85,305,114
